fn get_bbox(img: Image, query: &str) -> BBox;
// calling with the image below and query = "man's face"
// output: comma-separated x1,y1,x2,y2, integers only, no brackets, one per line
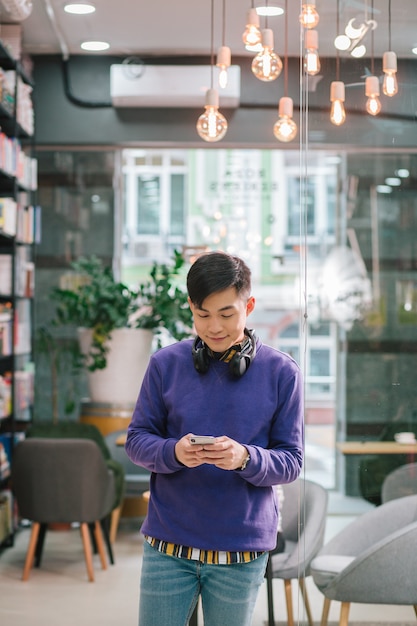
188,286,255,353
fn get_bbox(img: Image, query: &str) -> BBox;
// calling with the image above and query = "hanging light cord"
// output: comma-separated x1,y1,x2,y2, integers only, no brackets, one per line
284,0,288,96
210,0,214,88
388,0,392,49
336,0,340,80
222,0,226,46
370,0,374,74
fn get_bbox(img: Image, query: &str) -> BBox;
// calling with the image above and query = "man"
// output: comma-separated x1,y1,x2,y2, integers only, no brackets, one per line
126,251,304,626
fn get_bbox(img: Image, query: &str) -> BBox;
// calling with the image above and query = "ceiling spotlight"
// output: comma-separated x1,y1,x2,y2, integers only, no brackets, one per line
376,185,392,194
64,3,96,14
81,41,110,51
385,177,401,186
396,169,410,178
257,4,284,17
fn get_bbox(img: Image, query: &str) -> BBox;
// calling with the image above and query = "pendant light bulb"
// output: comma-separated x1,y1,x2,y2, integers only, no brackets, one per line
330,81,346,126
242,7,261,47
196,88,228,142
365,76,382,116
299,3,319,29
304,29,321,75
216,45,231,88
251,29,282,82
273,97,298,142
382,51,398,96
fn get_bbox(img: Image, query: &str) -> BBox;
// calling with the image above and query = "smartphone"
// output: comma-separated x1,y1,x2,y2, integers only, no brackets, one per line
190,435,216,445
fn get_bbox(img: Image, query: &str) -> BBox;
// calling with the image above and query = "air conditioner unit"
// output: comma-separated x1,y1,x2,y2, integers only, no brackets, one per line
110,64,240,108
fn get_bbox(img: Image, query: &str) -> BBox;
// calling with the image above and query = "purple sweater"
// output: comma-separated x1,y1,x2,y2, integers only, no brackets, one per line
125,337,304,552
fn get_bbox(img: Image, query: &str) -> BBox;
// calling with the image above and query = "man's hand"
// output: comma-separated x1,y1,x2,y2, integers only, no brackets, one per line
175,434,248,470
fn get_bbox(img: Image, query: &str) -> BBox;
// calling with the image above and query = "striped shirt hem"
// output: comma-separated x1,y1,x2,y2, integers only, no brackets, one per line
145,536,264,564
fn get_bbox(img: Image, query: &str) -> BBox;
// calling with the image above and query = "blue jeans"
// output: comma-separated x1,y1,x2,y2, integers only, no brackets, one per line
139,541,268,626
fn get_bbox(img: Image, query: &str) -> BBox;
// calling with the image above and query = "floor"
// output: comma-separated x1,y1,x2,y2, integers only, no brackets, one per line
1,425,415,625
0,502,416,626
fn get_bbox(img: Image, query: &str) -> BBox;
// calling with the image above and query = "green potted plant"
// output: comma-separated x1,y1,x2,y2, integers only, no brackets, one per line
50,250,193,404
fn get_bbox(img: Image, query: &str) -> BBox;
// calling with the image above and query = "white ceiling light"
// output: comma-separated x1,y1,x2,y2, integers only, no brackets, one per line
385,177,401,186
412,46,417,55
396,169,410,178
256,4,284,17
64,3,95,14
81,40,110,51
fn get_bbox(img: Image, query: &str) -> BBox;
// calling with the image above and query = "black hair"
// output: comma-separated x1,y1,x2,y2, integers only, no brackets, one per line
187,251,252,308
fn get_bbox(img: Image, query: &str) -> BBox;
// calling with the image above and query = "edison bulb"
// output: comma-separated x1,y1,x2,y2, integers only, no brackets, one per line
330,81,346,126
273,97,298,142
242,7,261,47
196,89,228,142
330,100,346,125
382,51,398,96
251,28,282,82
304,30,320,75
365,76,381,116
299,3,319,29
366,95,381,115
216,45,231,89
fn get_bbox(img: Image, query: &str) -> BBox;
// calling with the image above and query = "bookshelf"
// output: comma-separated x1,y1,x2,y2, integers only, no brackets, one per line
0,37,37,549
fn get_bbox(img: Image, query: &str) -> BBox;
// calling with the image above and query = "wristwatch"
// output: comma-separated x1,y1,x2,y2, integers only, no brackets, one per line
239,451,251,471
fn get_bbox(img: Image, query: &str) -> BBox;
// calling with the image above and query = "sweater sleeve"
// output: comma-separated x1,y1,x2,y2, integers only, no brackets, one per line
125,356,185,474
236,362,304,487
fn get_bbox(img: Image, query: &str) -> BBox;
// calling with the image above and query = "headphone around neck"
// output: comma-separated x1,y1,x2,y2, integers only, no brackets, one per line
192,328,257,378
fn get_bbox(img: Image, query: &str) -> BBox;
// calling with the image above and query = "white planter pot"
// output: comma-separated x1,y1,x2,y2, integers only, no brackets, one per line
78,327,154,404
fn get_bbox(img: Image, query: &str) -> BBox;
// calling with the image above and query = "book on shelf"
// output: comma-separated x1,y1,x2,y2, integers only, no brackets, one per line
14,368,34,420
15,245,34,296
13,298,31,355
0,434,11,480
0,255,12,295
0,371,12,416
0,489,13,544
0,198,17,236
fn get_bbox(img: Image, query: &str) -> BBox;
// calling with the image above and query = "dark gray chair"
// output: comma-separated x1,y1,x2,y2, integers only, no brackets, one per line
104,429,151,540
310,494,417,626
381,462,417,503
12,438,116,582
266,478,328,626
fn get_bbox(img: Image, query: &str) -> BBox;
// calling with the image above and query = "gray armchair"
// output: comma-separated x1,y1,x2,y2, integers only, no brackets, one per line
310,494,417,626
266,478,328,626
381,461,417,503
12,438,116,582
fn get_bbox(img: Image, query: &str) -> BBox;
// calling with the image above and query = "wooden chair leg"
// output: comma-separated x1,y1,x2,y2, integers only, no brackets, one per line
339,602,350,626
414,605,417,617
100,516,115,564
284,579,294,626
320,597,331,626
299,577,314,626
34,522,48,567
22,522,40,581
93,520,107,570
110,506,121,544
80,522,95,582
